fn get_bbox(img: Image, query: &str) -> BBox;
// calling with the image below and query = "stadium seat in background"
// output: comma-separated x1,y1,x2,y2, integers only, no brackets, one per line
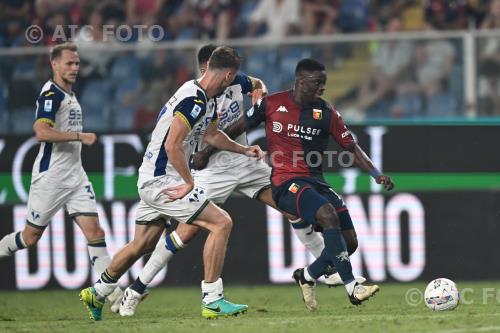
278,46,311,88
10,107,35,134
425,92,459,117
109,54,140,85
80,80,112,132
112,79,141,131
244,48,280,92
12,59,36,80
0,81,5,133
448,64,464,104
237,0,259,35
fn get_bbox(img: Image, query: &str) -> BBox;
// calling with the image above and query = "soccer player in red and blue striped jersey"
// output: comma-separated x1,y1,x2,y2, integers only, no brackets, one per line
245,58,394,309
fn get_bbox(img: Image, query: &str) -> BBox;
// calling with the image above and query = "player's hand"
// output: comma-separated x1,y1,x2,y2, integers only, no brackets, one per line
162,183,194,202
191,151,210,170
248,88,266,105
376,175,394,191
244,145,264,160
79,132,97,146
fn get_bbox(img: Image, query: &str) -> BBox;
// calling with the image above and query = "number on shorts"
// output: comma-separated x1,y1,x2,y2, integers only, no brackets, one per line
85,185,95,199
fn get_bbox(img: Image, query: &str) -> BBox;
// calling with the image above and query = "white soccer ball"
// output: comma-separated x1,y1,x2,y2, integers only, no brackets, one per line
424,278,460,311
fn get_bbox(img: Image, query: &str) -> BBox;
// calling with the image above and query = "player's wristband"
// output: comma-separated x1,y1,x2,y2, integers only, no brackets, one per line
369,168,382,179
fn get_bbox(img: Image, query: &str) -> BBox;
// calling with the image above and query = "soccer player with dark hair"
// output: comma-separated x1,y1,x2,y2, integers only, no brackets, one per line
117,46,366,317
244,58,394,309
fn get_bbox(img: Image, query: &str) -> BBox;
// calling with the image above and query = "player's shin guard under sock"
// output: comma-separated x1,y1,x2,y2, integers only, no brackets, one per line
94,269,119,300
201,278,224,305
322,228,355,287
290,220,325,259
0,232,27,258
87,238,111,275
133,231,186,292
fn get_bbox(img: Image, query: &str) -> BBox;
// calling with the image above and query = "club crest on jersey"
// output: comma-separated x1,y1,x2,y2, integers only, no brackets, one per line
313,109,322,120
288,183,300,193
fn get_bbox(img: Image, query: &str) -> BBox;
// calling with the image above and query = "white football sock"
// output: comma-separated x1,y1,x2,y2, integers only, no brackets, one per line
139,238,175,285
304,266,315,282
290,221,325,258
0,232,26,258
87,239,111,276
94,279,118,300
201,278,224,305
345,280,356,295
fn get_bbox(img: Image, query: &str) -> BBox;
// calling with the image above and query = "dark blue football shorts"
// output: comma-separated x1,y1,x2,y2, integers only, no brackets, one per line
271,176,354,230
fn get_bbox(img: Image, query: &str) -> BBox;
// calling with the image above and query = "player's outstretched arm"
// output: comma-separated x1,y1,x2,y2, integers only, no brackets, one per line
351,143,394,191
203,121,264,159
33,120,96,145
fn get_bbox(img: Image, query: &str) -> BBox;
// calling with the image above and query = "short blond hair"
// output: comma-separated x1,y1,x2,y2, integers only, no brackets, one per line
50,42,78,61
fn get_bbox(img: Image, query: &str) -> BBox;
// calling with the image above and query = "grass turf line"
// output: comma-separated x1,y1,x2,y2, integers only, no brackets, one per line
1,281,500,333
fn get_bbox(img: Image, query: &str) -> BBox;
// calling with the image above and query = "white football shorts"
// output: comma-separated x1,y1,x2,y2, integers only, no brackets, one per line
26,176,98,228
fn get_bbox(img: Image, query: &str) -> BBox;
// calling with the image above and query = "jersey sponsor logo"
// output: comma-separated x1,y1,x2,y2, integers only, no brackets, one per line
190,104,202,119
341,130,350,138
44,100,53,112
44,91,55,97
286,124,322,135
285,124,322,141
313,109,322,120
218,100,240,129
68,109,82,126
193,98,205,105
288,183,300,193
272,121,283,133
276,105,288,113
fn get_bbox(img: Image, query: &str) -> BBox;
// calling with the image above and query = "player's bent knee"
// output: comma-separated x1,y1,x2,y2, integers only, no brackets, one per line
87,226,105,240
213,213,233,233
315,204,340,230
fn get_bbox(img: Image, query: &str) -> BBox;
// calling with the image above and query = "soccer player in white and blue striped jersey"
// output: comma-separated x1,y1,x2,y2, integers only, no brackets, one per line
0,42,123,310
79,46,264,320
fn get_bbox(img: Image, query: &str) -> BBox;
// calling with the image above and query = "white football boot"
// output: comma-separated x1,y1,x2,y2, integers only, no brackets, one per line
107,287,124,314
119,287,149,317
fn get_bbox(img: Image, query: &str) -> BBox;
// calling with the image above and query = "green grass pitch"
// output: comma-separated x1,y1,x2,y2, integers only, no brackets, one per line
1,281,500,333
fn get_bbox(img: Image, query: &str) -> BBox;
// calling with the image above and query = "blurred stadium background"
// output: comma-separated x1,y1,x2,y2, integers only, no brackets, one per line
0,0,499,294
